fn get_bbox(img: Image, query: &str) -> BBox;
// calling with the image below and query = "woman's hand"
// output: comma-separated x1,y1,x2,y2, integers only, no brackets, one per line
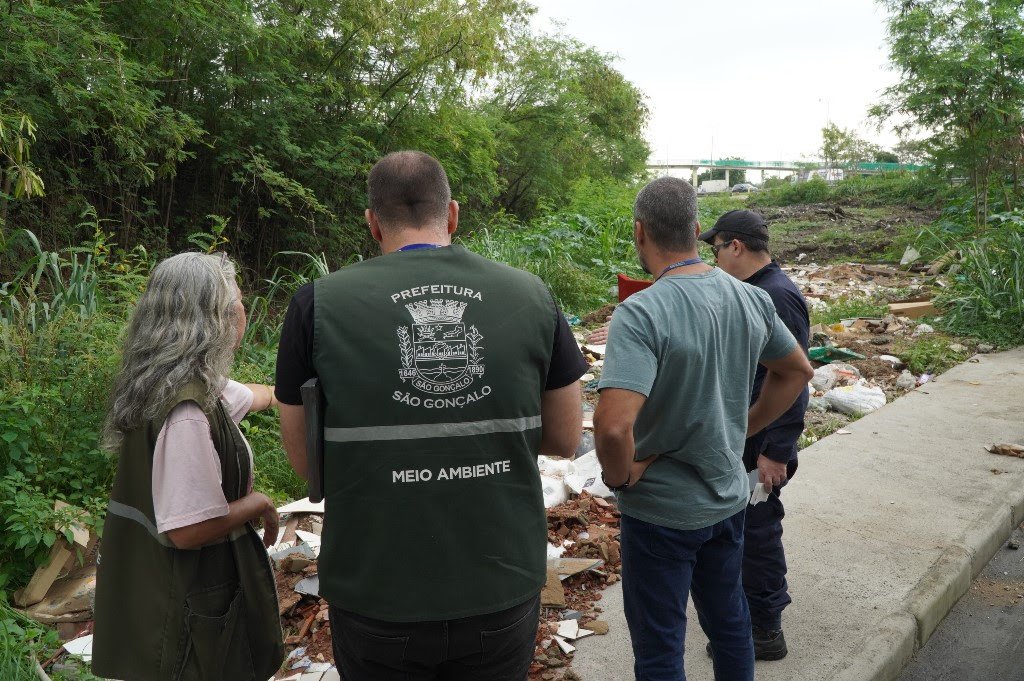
245,384,278,412
256,493,280,548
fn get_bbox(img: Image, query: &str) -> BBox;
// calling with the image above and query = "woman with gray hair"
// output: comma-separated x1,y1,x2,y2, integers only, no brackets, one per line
91,252,285,681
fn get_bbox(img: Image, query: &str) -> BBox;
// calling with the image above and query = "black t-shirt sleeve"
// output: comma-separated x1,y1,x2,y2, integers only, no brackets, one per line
274,283,316,406
545,303,590,390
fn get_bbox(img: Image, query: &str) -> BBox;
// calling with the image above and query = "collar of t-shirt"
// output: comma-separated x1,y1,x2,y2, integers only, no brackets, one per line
398,243,443,251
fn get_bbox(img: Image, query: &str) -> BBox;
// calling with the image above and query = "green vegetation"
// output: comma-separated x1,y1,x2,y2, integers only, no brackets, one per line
810,298,889,326
0,0,649,276
895,337,970,375
913,202,1024,346
751,173,949,209
875,0,1024,225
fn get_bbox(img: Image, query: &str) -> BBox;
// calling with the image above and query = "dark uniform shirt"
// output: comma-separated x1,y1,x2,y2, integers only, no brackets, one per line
744,261,810,465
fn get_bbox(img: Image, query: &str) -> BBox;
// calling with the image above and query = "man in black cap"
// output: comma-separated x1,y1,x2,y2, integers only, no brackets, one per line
699,209,810,661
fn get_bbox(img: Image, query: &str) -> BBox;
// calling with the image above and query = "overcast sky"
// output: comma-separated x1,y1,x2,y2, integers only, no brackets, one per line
528,0,900,164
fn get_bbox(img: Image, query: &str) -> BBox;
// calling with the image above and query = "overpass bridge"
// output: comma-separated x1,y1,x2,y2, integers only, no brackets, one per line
647,158,927,186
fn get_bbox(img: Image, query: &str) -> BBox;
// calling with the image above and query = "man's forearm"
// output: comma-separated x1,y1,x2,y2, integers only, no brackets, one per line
279,403,308,480
595,428,634,486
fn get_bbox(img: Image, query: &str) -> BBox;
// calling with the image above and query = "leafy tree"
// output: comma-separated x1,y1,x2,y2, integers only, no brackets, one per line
874,150,900,164
874,0,1024,223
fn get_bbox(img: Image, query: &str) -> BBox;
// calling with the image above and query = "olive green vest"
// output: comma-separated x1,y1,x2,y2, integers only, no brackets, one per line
92,383,284,681
314,245,555,621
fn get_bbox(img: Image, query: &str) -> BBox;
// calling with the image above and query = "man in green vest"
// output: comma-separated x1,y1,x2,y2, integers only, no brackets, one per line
275,150,588,680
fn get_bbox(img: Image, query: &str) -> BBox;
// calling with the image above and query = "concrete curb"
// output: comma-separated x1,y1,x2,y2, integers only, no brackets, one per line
834,486,1024,681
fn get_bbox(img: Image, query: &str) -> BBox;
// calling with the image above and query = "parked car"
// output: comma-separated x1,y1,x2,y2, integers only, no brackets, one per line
730,183,757,193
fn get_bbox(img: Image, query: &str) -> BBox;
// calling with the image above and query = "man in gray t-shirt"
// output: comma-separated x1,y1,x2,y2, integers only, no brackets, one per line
594,177,813,681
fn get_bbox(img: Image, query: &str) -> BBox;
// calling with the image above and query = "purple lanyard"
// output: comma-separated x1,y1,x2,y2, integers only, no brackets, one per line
657,256,704,280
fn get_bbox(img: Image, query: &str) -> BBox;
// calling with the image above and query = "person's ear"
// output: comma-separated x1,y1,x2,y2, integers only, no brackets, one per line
634,220,645,247
446,200,459,236
693,222,702,241
366,209,383,244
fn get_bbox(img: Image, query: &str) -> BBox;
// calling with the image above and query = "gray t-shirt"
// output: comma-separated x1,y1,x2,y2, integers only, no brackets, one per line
598,268,797,530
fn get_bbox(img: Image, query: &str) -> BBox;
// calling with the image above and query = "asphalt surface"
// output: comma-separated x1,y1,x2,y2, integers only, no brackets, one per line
899,524,1024,681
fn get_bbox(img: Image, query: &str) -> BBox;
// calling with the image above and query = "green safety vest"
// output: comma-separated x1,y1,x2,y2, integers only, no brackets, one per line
314,245,555,621
92,383,284,681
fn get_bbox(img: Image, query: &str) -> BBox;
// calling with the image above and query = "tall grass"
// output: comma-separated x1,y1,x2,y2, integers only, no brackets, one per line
930,213,1024,345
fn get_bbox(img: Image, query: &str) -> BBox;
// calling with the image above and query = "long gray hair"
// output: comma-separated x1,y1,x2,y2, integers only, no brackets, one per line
103,252,240,449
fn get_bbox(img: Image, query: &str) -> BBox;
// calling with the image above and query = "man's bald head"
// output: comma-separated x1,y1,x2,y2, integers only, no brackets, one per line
367,151,452,232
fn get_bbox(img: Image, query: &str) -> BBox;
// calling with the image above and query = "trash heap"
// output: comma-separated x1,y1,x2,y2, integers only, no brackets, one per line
266,489,623,681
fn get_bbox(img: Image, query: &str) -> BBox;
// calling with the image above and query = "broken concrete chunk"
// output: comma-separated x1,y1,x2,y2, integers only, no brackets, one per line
587,620,610,635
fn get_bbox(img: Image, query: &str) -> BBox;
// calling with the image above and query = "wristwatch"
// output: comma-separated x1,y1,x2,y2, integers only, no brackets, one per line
601,471,630,492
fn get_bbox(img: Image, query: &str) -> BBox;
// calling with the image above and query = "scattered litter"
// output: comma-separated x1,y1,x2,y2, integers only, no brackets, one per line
564,451,613,498
808,346,866,363
917,373,933,386
896,371,917,391
824,382,887,415
295,530,322,555
836,429,853,435
277,498,325,515
987,443,1024,458
811,363,861,391
583,344,606,358
547,543,567,560
542,475,570,508
62,633,93,662
900,245,921,266
579,373,595,382
878,355,904,368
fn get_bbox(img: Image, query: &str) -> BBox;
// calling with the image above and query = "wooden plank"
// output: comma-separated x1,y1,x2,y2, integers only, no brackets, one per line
888,301,938,319
13,538,72,607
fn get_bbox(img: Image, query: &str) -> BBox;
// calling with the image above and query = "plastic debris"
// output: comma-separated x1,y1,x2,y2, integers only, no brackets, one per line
811,363,861,392
900,245,921,266
824,381,887,415
917,373,933,386
895,371,917,391
808,346,866,363
564,451,613,498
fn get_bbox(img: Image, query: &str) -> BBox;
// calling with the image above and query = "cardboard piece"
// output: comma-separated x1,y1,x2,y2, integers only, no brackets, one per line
888,300,937,319
278,498,326,515
23,565,95,623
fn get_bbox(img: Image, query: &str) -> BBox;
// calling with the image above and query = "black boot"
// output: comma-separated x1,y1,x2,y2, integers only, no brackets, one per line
752,626,787,661
706,627,788,661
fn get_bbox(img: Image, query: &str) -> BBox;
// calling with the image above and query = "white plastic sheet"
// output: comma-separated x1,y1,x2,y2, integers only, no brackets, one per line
824,381,887,416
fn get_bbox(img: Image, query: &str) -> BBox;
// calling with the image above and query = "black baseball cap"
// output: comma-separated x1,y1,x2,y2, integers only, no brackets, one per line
698,209,769,244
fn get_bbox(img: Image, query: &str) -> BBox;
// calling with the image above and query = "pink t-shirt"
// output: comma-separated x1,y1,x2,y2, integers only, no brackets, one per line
152,380,255,534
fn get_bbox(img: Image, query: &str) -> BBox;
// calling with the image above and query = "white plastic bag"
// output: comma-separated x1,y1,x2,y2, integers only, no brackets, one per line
824,381,886,416
537,455,572,479
541,474,569,508
811,363,861,392
564,450,613,498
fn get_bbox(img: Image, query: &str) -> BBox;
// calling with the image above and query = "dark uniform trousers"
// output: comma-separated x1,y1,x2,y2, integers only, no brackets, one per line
742,447,799,632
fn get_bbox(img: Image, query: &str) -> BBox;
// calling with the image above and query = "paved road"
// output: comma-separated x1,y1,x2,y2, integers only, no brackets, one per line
899,524,1024,681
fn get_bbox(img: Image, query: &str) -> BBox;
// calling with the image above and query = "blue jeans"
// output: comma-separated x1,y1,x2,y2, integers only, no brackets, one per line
621,510,754,681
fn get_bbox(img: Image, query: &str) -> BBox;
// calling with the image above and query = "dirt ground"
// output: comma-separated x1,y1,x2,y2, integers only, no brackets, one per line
757,203,940,263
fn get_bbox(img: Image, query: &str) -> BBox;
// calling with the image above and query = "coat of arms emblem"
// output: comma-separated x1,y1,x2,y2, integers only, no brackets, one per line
397,299,484,394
